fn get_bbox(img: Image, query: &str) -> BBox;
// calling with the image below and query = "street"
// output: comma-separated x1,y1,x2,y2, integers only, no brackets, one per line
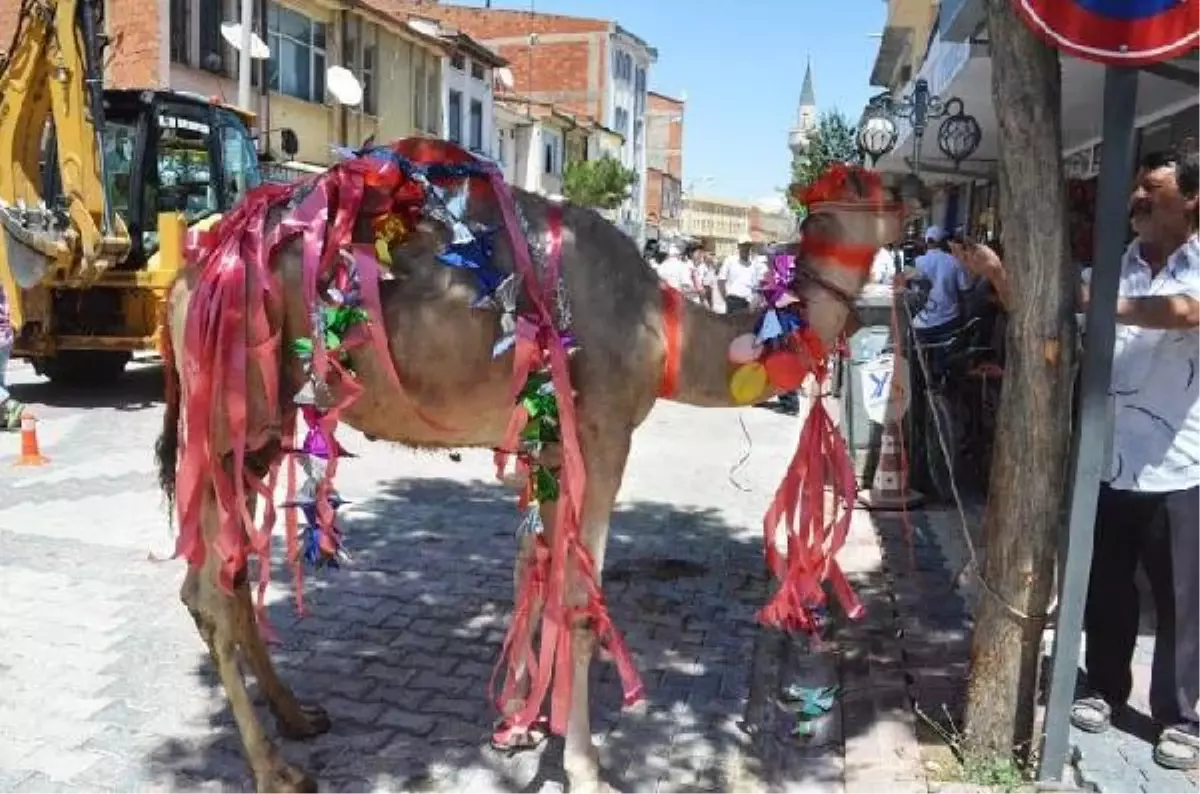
0,359,941,793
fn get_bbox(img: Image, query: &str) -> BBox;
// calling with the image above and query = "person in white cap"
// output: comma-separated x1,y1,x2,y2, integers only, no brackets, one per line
899,224,975,341
718,237,765,313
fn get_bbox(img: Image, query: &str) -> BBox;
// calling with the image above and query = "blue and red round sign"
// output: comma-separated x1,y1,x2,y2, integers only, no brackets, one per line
1015,0,1200,65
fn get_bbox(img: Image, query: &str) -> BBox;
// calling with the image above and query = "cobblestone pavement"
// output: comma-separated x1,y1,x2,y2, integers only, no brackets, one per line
923,504,1198,793
0,362,932,793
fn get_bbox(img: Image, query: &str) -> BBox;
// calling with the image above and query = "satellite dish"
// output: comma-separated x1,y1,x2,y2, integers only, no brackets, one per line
220,22,270,59
326,66,363,106
495,67,515,90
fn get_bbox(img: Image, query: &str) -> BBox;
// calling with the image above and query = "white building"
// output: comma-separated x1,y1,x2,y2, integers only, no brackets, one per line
406,16,507,154
606,27,657,246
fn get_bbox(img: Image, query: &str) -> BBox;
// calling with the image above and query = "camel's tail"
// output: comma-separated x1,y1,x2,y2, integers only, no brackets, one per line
155,288,181,513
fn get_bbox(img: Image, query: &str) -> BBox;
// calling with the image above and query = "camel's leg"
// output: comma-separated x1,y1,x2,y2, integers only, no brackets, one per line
562,421,632,794
495,502,555,750
230,483,332,741
181,489,316,794
231,582,332,740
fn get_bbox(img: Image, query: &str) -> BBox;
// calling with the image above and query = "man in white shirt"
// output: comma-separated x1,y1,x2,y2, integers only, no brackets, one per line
655,244,701,301
718,239,766,313
1069,150,1199,771
690,246,716,308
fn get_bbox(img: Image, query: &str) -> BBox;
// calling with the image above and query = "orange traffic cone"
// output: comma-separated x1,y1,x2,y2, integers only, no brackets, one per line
858,418,922,511
13,411,49,467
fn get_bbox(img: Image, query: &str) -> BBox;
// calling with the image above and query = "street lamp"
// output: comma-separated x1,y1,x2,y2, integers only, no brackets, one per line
857,79,982,173
857,105,898,167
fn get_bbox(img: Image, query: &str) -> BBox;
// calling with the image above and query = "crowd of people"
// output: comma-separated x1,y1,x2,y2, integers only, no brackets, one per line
645,237,801,414
644,236,772,314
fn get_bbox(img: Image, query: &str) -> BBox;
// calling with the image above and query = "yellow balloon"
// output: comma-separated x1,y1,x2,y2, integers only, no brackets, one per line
729,362,769,405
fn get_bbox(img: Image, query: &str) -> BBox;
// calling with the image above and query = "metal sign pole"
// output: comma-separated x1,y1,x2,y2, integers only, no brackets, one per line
1037,65,1140,783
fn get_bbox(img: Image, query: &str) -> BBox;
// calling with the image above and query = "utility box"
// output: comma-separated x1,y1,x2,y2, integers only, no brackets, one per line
837,287,908,479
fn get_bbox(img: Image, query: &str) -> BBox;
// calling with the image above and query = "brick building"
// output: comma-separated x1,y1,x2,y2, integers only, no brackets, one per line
383,1,658,244
645,90,684,241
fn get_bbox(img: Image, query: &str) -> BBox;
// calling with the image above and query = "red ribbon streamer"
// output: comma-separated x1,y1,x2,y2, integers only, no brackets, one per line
487,189,644,740
658,283,684,399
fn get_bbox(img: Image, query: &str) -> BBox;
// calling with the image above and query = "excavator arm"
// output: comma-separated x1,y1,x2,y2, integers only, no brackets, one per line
0,0,130,331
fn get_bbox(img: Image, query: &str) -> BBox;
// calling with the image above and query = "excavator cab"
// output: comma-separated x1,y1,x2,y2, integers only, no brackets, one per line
42,89,264,267
23,89,266,384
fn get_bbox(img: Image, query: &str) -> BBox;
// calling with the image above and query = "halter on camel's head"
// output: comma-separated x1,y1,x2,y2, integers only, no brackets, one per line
791,162,905,291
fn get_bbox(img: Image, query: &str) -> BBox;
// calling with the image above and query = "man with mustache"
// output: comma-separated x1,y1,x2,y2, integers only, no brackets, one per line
1064,149,1200,771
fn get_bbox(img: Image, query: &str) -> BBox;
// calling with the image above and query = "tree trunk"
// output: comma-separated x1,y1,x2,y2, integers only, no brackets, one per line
962,0,1076,759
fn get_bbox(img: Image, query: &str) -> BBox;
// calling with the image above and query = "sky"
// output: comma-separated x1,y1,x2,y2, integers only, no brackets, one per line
475,0,887,206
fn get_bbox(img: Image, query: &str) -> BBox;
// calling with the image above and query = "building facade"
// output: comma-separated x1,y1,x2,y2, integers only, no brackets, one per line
405,15,506,155
645,91,684,241
863,0,1199,251
392,2,657,244
0,0,450,166
493,96,624,201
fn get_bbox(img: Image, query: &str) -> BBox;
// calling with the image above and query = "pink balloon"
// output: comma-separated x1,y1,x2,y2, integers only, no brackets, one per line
728,333,763,365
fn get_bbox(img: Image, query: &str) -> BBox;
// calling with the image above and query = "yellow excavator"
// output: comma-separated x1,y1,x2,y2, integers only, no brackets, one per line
0,0,287,385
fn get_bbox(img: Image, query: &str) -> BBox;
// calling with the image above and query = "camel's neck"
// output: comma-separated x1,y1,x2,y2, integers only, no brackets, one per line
668,301,762,407
667,259,860,408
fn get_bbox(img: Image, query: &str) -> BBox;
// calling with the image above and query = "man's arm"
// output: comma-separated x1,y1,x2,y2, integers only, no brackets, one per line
1114,295,1200,330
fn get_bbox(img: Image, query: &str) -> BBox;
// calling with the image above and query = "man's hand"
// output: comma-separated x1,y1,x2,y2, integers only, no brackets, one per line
954,243,1013,312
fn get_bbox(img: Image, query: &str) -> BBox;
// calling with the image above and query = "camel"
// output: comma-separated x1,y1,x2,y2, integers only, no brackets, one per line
154,138,906,793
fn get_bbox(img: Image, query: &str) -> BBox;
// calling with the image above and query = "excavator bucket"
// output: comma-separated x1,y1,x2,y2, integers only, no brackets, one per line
0,208,50,289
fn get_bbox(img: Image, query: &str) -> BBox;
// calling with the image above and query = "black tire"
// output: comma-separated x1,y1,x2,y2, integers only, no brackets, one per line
923,392,960,504
35,351,131,388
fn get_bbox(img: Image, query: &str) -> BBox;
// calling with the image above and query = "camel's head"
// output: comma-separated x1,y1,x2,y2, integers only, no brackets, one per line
790,163,907,262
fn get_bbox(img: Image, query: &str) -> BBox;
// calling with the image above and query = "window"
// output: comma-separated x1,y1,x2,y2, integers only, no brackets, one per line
362,45,377,115
414,58,426,130
198,1,226,74
217,110,263,207
447,90,463,143
634,67,646,113
543,132,562,175
612,49,633,82
496,132,507,166
267,3,327,103
169,0,190,65
468,99,483,151
634,120,643,152
614,107,629,137
450,53,466,71
101,121,139,225
425,66,439,133
612,51,632,82
470,61,485,81
152,107,219,232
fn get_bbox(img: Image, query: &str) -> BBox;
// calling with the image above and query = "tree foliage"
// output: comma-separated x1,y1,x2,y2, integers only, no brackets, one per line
562,155,638,210
789,110,862,214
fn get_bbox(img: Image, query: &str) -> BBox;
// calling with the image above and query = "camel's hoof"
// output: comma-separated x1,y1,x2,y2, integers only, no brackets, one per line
566,753,619,793
257,762,318,793
275,704,332,741
490,716,548,757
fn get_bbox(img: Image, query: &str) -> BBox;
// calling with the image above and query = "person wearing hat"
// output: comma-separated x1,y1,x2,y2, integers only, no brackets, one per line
898,224,975,343
717,237,765,313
